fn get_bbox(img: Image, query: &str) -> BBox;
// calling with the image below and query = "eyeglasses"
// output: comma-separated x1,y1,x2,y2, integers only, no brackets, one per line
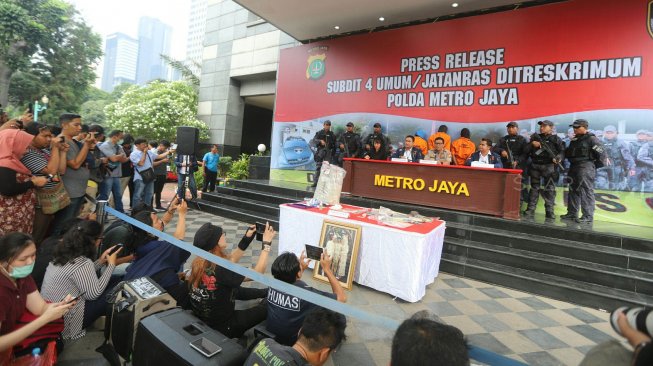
572,126,582,129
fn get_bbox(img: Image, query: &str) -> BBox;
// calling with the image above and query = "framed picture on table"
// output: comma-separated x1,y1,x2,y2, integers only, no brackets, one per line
313,220,362,290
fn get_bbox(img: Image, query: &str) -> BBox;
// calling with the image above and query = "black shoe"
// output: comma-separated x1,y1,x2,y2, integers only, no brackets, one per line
545,211,555,220
522,210,534,217
576,216,593,224
560,213,577,220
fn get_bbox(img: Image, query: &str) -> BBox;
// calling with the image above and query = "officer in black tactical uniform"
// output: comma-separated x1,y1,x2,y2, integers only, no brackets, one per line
627,129,649,192
596,125,635,190
494,121,529,203
336,122,362,165
561,119,607,224
311,120,336,187
637,131,653,192
363,122,391,155
523,120,565,220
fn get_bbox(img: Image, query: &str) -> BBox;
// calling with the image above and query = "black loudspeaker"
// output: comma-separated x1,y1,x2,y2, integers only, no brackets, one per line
176,126,199,155
133,308,246,366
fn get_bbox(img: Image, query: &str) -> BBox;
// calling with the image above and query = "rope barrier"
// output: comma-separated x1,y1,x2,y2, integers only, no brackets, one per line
104,206,527,366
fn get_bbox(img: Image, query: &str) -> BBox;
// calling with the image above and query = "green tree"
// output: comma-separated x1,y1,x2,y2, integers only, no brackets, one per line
0,0,102,120
105,81,209,141
80,99,109,125
161,54,200,88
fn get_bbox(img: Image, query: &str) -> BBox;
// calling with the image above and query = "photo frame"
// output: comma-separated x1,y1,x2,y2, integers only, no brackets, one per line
313,220,362,290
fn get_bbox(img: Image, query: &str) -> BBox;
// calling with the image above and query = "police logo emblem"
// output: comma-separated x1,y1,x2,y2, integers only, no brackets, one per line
649,0,653,39
306,46,328,80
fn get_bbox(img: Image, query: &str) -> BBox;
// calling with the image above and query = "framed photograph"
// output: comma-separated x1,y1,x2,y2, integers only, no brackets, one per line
313,220,362,290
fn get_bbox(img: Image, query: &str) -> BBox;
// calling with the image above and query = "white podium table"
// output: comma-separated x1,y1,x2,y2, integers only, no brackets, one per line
278,203,446,302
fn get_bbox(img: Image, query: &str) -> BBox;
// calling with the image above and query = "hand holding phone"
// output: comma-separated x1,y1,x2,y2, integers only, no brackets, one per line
305,244,323,261
62,291,86,303
108,243,124,255
255,222,265,241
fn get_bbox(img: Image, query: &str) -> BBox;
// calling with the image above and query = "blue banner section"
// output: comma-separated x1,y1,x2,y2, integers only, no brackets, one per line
104,207,527,366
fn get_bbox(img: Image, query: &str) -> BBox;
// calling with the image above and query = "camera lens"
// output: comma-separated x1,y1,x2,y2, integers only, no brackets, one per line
610,306,653,337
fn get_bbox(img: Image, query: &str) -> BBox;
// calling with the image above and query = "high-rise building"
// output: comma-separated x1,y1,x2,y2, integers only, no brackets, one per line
136,17,173,84
185,0,208,76
101,33,138,92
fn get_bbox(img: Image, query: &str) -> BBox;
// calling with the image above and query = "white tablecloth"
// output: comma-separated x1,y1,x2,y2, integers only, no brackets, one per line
278,204,446,302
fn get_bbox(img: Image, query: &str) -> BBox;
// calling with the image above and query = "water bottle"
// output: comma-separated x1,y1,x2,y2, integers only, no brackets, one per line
31,348,41,358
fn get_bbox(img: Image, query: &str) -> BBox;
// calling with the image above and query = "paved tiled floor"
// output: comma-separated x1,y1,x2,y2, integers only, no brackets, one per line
58,196,627,366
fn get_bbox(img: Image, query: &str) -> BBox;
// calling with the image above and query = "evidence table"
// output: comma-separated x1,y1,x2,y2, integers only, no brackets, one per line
342,158,523,219
278,203,446,302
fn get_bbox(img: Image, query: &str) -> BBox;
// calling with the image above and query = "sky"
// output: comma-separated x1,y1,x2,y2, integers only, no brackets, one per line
67,0,192,85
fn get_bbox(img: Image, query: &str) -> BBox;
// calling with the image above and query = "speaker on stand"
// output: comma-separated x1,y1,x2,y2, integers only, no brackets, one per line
175,127,200,208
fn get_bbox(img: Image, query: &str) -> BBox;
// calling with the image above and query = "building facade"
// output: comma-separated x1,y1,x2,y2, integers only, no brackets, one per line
197,0,297,156
186,0,209,76
136,17,173,85
101,33,138,92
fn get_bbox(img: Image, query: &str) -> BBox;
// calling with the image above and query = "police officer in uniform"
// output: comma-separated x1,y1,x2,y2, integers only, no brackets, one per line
495,121,528,202
311,120,336,187
628,130,650,191
363,122,391,155
336,122,362,165
561,119,607,224
637,131,653,192
523,120,565,219
596,125,635,190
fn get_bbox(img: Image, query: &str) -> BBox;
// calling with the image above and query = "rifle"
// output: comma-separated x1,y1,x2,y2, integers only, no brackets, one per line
504,137,515,168
535,134,565,171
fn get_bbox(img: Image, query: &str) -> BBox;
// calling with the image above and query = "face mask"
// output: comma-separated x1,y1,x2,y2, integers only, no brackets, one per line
117,139,124,145
9,263,35,279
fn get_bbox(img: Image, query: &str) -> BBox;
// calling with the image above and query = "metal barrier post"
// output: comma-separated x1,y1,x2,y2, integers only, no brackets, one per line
96,200,108,225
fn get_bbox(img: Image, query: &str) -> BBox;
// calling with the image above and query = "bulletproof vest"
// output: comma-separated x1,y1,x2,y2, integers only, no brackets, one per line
530,134,559,164
341,132,360,153
565,134,593,162
602,139,622,163
630,141,646,166
502,135,525,161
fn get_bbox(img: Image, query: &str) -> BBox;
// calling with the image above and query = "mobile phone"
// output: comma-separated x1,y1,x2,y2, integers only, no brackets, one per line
62,291,86,303
59,136,65,143
305,244,323,260
108,243,124,255
190,337,221,357
171,143,178,150
255,222,265,241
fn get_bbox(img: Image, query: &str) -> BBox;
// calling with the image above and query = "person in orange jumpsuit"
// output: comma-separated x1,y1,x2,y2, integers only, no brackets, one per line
451,128,476,165
428,125,451,151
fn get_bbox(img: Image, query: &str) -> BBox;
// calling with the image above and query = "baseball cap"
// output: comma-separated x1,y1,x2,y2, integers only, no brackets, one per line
603,125,617,133
635,129,648,135
570,119,589,128
193,223,223,252
346,122,354,127
538,120,554,127
373,122,381,128
506,122,518,128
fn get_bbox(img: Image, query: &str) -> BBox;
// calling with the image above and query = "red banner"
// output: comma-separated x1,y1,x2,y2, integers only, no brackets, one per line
274,0,653,123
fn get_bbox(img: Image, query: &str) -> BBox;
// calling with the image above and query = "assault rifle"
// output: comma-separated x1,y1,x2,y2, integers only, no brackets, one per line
533,134,565,171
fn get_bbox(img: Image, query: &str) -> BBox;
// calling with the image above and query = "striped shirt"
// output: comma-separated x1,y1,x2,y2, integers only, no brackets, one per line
21,147,57,190
40,256,115,339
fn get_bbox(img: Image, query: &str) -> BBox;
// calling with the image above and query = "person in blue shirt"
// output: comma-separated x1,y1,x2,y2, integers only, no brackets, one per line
202,144,220,193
